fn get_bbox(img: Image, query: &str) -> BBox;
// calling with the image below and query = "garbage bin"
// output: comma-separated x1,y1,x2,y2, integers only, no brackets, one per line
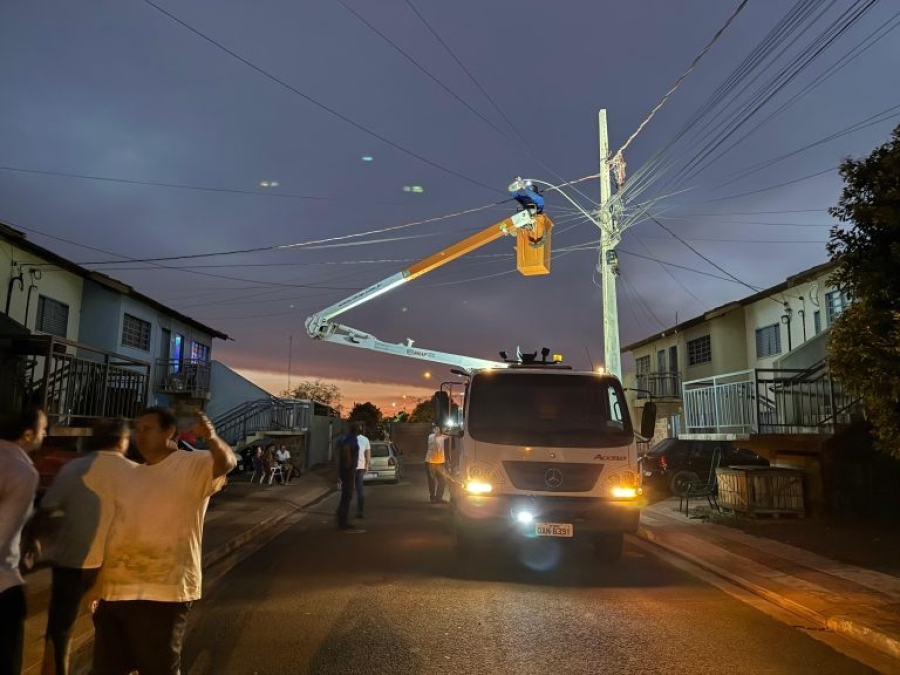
716,465,806,517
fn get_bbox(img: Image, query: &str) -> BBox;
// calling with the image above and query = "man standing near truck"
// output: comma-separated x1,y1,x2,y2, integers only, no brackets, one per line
425,425,447,504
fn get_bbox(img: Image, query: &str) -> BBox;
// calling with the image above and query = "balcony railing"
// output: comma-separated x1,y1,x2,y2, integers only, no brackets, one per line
4,334,150,426
635,372,682,399
213,398,311,448
682,363,858,436
154,359,211,395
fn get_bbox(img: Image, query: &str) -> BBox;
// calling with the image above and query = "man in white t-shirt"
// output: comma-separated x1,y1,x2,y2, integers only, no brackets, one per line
425,425,447,503
40,417,136,675
354,429,371,519
92,407,236,675
275,445,294,485
0,408,46,675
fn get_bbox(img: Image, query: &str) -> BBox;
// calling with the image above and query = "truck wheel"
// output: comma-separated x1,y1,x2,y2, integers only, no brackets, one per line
594,533,624,562
670,471,700,497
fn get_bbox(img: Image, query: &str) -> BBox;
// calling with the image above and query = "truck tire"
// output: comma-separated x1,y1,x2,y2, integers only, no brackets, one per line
594,533,624,562
670,470,700,497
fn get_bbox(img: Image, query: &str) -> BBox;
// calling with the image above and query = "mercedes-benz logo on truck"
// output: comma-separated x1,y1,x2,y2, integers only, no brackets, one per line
544,468,563,488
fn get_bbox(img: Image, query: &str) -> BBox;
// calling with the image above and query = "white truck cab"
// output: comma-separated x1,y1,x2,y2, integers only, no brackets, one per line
442,365,655,560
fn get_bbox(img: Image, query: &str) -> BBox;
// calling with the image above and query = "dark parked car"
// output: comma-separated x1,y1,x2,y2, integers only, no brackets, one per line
641,438,769,496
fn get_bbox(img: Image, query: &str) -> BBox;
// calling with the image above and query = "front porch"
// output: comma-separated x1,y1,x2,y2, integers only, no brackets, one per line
0,333,151,428
681,362,857,438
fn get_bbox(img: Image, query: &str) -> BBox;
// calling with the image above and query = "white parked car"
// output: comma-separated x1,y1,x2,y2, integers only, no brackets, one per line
363,441,403,484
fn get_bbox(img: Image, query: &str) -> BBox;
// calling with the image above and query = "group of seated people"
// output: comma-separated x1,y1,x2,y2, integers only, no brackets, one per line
249,444,295,485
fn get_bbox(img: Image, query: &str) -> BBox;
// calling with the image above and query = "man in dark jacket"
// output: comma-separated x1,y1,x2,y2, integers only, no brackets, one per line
336,424,360,530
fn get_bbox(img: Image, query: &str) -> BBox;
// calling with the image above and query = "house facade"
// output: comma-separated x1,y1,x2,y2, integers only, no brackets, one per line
621,261,858,503
0,222,227,432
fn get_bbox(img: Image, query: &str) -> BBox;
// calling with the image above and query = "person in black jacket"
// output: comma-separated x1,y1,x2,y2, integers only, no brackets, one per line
335,424,360,531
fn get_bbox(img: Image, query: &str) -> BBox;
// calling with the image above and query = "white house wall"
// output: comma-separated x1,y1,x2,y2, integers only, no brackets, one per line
1,240,83,339
711,310,747,374
741,270,837,371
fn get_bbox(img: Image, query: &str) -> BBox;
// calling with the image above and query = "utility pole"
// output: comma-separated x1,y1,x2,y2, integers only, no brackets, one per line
597,109,622,379
287,334,293,394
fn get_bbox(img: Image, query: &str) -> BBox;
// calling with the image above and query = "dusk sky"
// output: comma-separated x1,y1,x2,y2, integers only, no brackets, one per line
2,1,898,411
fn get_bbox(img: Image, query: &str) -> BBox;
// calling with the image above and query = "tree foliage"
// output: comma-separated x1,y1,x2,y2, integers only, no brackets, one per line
826,124,900,458
407,398,433,424
347,402,383,435
281,379,342,409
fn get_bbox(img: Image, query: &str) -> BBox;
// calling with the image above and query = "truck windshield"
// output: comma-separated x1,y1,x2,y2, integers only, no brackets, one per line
467,373,633,448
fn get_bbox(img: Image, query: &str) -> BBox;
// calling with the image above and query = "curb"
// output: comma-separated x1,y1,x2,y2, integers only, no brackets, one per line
636,526,900,662
203,484,335,569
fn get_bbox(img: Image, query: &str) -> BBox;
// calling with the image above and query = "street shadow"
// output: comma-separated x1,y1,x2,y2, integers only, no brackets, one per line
297,467,679,591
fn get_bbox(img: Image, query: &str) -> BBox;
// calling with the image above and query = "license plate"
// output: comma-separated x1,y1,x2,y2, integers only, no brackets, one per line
365,472,378,479
535,523,573,538
643,470,653,477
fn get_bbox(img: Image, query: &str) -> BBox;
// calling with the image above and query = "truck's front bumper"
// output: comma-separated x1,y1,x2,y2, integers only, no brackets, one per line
453,490,642,541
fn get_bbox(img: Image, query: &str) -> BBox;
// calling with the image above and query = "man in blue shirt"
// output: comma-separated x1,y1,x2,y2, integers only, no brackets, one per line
336,424,360,531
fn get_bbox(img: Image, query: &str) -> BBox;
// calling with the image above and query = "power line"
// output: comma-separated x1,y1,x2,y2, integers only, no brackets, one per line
401,0,600,208
559,243,752,285
139,0,501,194
710,101,900,189
6,218,366,290
654,216,831,228
618,272,667,329
614,0,751,159
74,198,511,265
632,235,708,310
645,210,761,293
334,0,517,150
703,165,837,202
0,165,400,203
682,7,900,183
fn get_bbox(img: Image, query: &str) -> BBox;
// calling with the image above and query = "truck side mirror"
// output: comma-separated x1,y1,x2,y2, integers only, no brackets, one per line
433,391,450,428
640,402,657,439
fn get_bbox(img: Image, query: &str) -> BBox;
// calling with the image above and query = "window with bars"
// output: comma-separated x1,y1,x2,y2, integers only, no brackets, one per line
755,324,782,358
191,341,210,363
36,296,69,338
825,290,851,324
687,335,711,366
635,355,650,375
122,314,151,351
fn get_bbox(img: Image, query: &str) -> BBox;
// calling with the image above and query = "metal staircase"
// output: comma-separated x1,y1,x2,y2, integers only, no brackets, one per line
213,398,311,449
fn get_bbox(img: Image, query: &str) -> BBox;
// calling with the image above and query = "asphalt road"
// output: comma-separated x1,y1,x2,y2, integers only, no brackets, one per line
182,464,877,675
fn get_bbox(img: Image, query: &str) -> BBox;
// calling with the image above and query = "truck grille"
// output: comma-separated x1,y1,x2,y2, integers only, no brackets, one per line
502,462,604,493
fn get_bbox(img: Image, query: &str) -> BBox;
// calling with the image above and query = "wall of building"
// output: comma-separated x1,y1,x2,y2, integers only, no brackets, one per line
79,280,122,352
80,279,217,399
742,271,836,371
308,413,343,468
1,242,83,340
710,310,747,375
207,360,273,420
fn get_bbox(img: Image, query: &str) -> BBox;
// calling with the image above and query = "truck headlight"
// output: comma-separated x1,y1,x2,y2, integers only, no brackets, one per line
515,510,535,524
612,486,639,499
465,481,493,494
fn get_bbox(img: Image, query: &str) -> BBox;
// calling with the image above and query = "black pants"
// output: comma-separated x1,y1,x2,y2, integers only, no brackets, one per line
0,585,26,675
93,599,192,675
46,566,100,675
337,469,355,528
427,462,446,501
354,469,366,516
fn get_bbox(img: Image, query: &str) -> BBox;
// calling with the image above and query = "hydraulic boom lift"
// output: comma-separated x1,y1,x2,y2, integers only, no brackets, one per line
305,181,553,370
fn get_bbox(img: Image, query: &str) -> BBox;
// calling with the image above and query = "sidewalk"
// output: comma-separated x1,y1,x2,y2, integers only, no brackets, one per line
20,467,334,675
637,497,900,662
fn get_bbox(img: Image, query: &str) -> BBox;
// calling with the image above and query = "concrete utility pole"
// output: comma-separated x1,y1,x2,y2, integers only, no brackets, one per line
597,110,622,379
